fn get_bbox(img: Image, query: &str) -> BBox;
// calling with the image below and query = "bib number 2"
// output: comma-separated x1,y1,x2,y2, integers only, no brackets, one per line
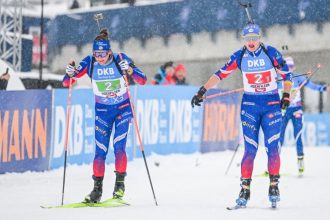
246,71,271,84
105,82,112,91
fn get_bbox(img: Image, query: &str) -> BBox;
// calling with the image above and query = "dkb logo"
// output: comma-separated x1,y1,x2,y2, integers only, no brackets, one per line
97,68,114,76
248,59,265,67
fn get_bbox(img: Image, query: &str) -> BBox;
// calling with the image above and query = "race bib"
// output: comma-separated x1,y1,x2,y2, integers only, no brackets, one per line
92,78,127,98
243,70,277,93
245,71,271,84
96,79,121,92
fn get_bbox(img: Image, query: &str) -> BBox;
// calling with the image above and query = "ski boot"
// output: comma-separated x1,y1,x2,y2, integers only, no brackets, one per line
113,172,126,199
235,178,251,208
297,156,304,176
269,175,280,208
84,175,103,203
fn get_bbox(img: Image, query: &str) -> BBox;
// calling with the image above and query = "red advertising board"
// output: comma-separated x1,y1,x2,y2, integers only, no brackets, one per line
32,35,48,65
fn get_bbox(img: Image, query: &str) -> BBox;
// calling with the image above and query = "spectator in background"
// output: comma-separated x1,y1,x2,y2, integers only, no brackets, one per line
70,0,80,9
0,70,10,90
173,63,188,85
151,61,176,85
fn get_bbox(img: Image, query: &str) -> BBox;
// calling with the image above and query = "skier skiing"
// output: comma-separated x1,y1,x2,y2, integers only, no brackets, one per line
191,23,292,208
62,28,147,203
278,56,329,175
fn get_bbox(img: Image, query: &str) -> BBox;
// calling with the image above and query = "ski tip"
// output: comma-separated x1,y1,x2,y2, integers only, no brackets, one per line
226,205,246,210
40,205,61,209
40,202,89,209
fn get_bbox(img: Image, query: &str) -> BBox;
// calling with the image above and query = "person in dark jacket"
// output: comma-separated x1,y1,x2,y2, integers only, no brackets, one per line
0,70,10,90
151,61,176,85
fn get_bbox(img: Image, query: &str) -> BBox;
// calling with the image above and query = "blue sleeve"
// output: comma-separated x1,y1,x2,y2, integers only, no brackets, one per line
62,55,91,86
76,55,92,77
299,75,326,91
214,48,242,80
266,45,292,82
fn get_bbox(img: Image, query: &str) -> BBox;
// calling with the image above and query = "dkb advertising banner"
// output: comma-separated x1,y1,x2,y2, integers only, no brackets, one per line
50,89,96,169
0,90,52,173
282,113,330,147
132,86,203,157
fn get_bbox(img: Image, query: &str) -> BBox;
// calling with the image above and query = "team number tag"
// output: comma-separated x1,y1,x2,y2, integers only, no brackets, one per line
245,71,272,92
96,79,121,93
245,71,271,84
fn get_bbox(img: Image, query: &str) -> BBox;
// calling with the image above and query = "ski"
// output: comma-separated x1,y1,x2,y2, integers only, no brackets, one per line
298,169,304,178
226,204,246,210
41,198,130,209
227,198,248,210
254,171,291,178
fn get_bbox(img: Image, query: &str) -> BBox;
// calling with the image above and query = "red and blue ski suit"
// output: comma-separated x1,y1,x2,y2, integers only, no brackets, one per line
63,53,146,177
215,44,292,178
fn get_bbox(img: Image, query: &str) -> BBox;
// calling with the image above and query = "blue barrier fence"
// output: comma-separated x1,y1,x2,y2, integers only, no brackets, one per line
1,86,330,174
47,0,330,54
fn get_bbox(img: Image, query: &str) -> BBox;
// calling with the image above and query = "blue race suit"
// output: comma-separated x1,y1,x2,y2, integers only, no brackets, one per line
278,74,326,156
63,53,147,177
215,44,292,178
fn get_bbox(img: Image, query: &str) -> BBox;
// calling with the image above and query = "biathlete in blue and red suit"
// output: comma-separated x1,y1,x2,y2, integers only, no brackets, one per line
63,28,147,203
191,24,292,207
278,56,330,175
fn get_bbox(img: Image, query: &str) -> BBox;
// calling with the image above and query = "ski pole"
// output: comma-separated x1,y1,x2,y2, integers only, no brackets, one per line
118,54,158,206
225,143,240,175
123,74,158,206
276,73,310,82
204,88,244,100
290,63,321,101
61,63,74,205
204,69,318,100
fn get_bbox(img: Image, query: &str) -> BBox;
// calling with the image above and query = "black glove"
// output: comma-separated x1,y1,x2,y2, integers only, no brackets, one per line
281,92,290,109
191,86,207,108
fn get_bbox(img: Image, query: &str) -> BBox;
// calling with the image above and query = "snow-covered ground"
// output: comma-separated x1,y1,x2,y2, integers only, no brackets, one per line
1,147,329,220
